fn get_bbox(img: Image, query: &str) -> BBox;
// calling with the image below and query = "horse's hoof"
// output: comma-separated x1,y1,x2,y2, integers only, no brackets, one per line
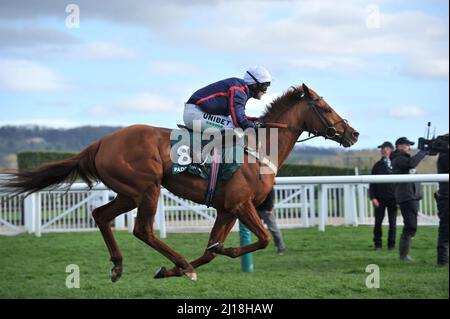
206,242,223,253
111,268,122,283
184,271,197,281
154,266,166,279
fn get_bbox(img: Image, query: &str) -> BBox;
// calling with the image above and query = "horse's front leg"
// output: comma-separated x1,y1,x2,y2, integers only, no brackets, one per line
213,200,271,258
160,210,237,278
160,201,271,278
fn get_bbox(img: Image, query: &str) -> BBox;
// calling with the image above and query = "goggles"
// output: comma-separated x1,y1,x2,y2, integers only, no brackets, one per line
246,71,270,93
258,82,271,93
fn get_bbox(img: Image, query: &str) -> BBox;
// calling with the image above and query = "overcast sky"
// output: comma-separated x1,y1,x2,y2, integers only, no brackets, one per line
0,0,448,149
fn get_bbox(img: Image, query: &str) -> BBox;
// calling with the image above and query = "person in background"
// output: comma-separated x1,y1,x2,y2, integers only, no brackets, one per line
435,134,448,266
256,188,286,255
369,141,397,250
391,137,428,262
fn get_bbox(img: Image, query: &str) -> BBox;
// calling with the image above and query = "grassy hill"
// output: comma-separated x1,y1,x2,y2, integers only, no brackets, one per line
0,125,121,169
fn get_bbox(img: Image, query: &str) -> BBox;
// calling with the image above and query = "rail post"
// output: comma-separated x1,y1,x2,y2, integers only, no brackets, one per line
34,193,41,237
318,184,327,231
300,185,308,227
357,184,366,224
157,192,166,238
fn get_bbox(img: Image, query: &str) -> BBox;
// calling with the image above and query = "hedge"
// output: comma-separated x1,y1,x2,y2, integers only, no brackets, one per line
277,163,350,177
17,151,77,170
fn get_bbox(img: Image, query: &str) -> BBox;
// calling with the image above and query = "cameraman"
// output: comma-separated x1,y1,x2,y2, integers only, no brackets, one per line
391,137,428,262
435,134,448,266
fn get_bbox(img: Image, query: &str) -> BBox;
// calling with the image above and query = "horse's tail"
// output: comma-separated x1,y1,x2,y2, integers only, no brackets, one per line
0,141,101,196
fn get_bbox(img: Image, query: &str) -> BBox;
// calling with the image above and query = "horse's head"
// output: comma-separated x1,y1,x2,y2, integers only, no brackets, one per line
300,84,359,147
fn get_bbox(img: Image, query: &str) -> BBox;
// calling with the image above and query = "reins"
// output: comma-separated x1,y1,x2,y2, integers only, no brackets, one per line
264,122,321,142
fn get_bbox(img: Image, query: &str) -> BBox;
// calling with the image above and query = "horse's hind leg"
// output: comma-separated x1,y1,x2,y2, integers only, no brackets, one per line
133,185,197,281
92,194,136,282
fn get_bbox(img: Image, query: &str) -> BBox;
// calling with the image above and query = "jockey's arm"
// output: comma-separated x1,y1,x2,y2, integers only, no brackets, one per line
229,87,256,130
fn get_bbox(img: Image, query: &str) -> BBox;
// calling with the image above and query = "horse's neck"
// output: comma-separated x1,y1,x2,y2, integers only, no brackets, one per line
276,128,301,169
265,101,307,170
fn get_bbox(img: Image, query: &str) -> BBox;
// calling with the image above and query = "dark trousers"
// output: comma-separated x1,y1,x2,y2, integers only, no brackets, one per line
257,210,286,251
399,200,420,239
373,198,397,248
437,197,449,264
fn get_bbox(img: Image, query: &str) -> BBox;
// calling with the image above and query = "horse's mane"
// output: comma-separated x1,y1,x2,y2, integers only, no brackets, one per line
261,85,305,122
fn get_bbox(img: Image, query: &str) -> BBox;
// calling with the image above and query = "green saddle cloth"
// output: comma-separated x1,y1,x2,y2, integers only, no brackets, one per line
170,129,243,181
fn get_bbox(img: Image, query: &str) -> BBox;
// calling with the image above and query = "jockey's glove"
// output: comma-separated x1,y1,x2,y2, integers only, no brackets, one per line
254,120,266,129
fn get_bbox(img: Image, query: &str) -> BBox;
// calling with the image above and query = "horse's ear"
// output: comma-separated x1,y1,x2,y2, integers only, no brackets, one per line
302,83,312,99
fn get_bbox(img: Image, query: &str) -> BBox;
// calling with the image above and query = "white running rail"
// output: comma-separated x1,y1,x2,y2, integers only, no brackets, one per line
0,174,447,237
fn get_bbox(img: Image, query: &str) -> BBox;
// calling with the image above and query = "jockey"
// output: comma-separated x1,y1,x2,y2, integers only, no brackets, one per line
183,66,271,132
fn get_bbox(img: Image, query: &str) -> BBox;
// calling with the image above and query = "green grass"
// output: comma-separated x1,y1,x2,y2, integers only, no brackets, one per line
0,226,447,299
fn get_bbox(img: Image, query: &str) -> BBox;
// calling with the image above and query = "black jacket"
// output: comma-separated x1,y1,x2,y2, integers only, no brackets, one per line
438,151,449,199
369,158,396,200
391,149,427,204
257,188,275,211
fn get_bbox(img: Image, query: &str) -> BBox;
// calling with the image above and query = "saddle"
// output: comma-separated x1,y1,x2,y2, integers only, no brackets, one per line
170,125,244,207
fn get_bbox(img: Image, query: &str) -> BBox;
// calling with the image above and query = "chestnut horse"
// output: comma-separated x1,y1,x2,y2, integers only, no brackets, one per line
0,84,358,281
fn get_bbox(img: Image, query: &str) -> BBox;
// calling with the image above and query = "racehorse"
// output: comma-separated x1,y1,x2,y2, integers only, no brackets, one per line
0,84,358,281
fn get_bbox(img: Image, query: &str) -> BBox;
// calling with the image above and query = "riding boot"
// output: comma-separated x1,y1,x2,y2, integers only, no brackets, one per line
399,235,414,262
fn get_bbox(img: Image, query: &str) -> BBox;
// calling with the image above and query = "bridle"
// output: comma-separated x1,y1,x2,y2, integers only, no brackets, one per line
265,94,351,146
300,95,349,145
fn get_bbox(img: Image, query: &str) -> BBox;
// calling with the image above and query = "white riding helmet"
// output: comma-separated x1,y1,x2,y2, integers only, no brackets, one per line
243,66,272,85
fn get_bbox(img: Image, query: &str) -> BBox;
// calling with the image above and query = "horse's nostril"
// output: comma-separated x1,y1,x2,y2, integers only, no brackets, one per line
352,131,359,139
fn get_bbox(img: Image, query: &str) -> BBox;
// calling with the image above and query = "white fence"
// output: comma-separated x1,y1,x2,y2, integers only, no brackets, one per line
0,174,448,237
